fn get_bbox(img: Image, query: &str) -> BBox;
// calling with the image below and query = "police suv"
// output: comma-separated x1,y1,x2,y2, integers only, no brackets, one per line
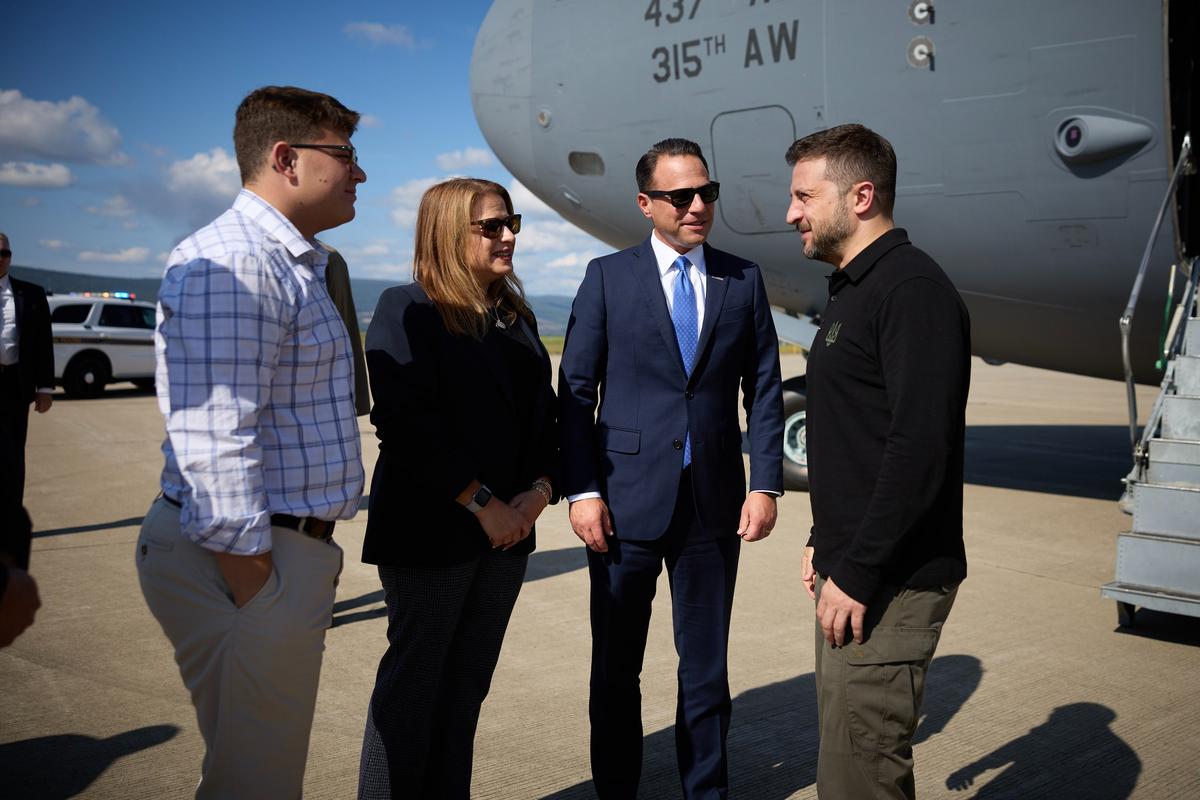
48,292,156,398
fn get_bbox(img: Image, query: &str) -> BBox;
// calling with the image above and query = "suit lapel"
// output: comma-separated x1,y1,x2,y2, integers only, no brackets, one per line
11,278,27,329
631,238,689,380
693,244,729,380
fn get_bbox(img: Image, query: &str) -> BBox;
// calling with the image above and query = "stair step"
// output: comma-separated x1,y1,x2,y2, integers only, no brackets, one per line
1177,355,1200,396
1187,319,1200,356
1132,483,1200,538
1162,395,1200,440
1101,581,1200,620
1109,532,1200,600
1147,439,1200,486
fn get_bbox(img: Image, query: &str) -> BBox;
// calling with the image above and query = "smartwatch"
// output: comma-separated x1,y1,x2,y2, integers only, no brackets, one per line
465,484,493,514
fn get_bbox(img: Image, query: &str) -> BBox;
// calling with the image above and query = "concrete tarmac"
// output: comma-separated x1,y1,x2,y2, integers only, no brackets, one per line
3,355,1199,799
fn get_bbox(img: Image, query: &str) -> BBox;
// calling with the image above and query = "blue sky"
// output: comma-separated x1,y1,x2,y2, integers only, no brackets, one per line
1,0,603,295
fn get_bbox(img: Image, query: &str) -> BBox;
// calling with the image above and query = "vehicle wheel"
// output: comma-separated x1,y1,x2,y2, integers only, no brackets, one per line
64,353,111,399
782,377,809,492
132,378,155,392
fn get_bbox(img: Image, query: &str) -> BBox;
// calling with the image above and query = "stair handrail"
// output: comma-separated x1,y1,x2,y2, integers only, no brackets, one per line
1132,262,1198,474
1120,132,1193,454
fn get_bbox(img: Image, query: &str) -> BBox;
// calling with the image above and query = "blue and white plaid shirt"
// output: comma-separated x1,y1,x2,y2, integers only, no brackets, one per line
156,189,364,554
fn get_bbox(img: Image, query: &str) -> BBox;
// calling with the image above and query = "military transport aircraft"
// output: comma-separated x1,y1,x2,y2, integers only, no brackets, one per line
469,0,1197,489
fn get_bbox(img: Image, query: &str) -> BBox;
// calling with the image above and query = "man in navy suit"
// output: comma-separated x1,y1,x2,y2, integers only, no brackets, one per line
559,138,784,799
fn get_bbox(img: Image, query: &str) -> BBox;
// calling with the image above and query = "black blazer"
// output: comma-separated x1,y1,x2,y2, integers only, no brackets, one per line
8,277,54,403
362,283,559,566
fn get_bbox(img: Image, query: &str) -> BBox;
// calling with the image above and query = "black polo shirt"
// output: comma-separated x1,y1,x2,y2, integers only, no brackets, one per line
805,228,970,604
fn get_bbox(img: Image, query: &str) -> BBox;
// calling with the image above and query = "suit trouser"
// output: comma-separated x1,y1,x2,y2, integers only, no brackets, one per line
0,371,29,506
588,475,741,800
814,575,958,800
136,497,343,800
358,551,528,800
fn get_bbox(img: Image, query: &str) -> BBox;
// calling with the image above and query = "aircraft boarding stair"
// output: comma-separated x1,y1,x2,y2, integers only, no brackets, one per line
1105,292,1200,627
1102,133,1199,627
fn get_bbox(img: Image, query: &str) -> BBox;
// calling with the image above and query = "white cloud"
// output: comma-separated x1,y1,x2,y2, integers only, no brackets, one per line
0,161,73,188
546,252,594,269
359,114,383,129
78,246,151,264
0,89,125,164
436,147,495,171
86,194,135,217
166,148,240,203
390,176,441,227
344,22,417,48
340,242,392,258
39,239,71,251
508,179,557,217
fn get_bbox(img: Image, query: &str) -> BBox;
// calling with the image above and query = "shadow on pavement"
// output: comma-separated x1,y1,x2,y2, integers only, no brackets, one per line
0,724,179,799
525,547,587,583
946,702,1140,798
33,517,144,538
965,425,1131,500
332,589,387,628
539,654,983,799
1113,607,1200,647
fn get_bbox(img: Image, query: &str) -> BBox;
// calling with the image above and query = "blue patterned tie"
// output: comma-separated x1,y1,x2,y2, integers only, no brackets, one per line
671,255,697,468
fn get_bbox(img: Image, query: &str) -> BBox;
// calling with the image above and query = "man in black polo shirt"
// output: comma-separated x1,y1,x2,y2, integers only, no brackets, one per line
784,124,970,800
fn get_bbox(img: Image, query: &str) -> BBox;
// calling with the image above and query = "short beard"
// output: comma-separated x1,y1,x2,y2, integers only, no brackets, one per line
804,195,853,264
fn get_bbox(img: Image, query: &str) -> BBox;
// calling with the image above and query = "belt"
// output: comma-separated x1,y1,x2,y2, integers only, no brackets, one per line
158,494,335,540
0,363,18,373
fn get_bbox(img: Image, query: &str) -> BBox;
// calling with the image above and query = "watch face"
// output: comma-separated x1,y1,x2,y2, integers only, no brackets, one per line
473,486,492,507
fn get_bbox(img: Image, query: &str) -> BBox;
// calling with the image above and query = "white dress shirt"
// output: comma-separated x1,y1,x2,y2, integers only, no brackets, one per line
0,275,18,366
650,231,707,330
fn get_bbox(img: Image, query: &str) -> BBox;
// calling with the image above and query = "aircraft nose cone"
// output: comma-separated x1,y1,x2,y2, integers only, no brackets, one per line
471,0,536,181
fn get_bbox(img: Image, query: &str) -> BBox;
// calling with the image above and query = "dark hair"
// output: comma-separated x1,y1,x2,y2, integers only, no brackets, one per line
635,138,709,192
785,124,896,216
233,86,361,183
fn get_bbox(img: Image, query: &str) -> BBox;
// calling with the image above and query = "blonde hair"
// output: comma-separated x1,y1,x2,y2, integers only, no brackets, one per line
412,178,533,338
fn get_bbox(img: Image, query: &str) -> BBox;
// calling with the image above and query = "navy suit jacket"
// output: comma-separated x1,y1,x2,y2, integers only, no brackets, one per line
559,237,784,540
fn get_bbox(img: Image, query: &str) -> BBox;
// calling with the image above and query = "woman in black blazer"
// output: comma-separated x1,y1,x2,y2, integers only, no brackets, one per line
358,178,558,799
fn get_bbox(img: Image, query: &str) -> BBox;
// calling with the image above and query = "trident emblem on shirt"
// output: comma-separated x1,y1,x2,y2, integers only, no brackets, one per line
825,321,842,347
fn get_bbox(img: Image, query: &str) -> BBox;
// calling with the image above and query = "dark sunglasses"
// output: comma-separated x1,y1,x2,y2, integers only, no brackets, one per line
471,214,522,238
288,143,358,166
644,181,720,208
0,249,10,258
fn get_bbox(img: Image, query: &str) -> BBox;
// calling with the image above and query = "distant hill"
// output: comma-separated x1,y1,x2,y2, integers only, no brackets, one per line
15,265,572,335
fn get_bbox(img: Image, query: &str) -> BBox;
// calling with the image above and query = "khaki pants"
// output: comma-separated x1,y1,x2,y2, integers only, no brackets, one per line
136,497,343,799
814,576,957,800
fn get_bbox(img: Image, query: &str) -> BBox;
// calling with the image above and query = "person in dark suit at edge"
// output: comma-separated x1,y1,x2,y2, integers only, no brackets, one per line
322,246,371,417
558,139,785,800
0,233,54,508
357,178,559,799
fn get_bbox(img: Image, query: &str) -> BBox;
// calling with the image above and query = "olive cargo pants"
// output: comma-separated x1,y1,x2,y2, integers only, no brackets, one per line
814,576,958,800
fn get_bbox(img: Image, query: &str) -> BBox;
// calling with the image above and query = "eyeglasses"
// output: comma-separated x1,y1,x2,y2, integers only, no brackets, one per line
0,249,11,258
470,214,522,238
288,143,358,166
643,181,720,208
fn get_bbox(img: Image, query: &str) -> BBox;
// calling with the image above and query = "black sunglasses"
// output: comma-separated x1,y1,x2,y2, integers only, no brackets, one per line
471,214,522,238
0,249,10,258
288,143,358,166
644,181,720,208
